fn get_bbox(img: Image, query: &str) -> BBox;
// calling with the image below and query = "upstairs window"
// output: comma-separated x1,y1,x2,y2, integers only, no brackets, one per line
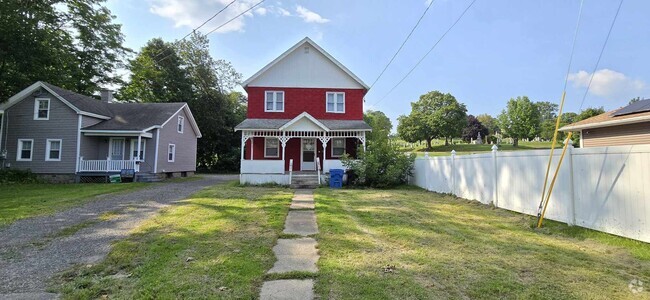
168,144,176,162
177,116,184,133
326,92,345,113
46,139,62,161
265,91,284,112
265,138,279,158
331,138,346,157
34,98,50,120
17,139,33,161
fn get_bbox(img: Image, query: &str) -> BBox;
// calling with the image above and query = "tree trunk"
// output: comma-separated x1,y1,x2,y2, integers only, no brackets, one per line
445,137,449,146
513,137,519,147
426,138,432,150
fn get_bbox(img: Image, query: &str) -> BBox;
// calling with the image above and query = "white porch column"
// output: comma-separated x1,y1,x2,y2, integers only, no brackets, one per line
318,133,330,174
280,132,290,174
251,137,254,160
137,136,142,161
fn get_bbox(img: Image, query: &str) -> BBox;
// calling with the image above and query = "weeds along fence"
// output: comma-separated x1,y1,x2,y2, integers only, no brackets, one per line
410,143,650,243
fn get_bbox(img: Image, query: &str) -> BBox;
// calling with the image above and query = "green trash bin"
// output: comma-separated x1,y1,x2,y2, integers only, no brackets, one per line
109,174,122,183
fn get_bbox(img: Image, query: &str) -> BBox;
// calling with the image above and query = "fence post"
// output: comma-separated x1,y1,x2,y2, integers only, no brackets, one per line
566,138,576,226
451,150,456,195
491,145,499,207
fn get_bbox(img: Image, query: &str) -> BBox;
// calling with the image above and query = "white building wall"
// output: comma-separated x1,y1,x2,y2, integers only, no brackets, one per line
411,144,650,243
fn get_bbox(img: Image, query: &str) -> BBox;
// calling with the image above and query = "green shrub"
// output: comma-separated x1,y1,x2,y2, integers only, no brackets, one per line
0,169,40,184
342,143,416,188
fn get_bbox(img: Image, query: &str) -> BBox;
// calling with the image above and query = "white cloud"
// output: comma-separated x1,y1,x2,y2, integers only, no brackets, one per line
277,7,291,16
295,5,330,24
254,7,267,16
568,69,647,99
149,0,273,34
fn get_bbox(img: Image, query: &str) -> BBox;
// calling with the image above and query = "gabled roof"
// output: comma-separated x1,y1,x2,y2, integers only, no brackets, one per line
242,37,370,90
560,100,650,131
2,82,201,137
279,112,329,131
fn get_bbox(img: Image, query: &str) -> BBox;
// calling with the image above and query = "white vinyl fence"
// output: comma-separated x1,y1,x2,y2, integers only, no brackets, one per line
411,143,650,243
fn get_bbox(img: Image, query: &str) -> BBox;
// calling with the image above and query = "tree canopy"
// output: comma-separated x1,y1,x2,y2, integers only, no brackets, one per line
397,91,467,149
476,114,499,136
0,0,129,101
497,96,540,147
364,110,392,147
462,115,489,142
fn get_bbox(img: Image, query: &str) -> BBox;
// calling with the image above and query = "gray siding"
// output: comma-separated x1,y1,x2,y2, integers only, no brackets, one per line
156,108,197,173
2,91,79,174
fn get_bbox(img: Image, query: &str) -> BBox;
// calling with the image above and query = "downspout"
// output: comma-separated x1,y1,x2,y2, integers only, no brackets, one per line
153,129,160,173
75,115,82,173
0,111,5,168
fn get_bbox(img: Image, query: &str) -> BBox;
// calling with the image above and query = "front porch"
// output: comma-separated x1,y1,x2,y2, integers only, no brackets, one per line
77,132,153,174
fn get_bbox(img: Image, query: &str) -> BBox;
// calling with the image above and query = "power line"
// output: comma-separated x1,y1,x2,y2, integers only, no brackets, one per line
368,0,436,90
372,0,478,107
150,0,239,61
577,0,624,110
155,0,266,64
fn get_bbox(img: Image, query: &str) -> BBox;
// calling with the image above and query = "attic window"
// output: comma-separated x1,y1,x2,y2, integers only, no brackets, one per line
34,98,50,120
304,46,310,54
177,116,184,133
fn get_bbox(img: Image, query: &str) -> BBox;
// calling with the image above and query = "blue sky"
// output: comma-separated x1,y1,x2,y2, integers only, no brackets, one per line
107,0,650,126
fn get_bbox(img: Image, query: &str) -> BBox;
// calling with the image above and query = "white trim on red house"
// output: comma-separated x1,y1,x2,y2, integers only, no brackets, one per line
241,37,370,90
279,112,330,131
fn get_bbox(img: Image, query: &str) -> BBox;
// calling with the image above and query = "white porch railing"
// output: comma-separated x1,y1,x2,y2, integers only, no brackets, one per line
79,158,140,172
316,157,321,185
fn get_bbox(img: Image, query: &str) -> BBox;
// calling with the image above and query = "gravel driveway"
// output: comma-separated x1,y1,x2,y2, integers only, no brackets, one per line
0,174,237,299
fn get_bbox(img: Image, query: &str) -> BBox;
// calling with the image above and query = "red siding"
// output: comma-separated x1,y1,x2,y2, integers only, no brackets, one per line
246,87,366,120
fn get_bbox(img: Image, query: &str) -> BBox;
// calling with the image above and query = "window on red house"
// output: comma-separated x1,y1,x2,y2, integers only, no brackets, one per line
265,91,284,112
326,92,345,113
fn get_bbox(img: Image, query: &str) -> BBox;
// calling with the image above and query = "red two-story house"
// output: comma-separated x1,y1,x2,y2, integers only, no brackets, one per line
235,37,371,185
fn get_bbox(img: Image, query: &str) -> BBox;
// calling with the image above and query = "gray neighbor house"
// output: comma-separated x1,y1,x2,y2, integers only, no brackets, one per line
0,82,202,182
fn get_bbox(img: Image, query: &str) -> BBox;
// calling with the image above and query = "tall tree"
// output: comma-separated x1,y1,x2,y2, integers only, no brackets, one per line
534,101,559,122
462,115,489,142
119,38,193,103
0,0,129,101
364,110,392,147
497,96,541,147
397,91,467,148
577,107,606,121
477,114,499,136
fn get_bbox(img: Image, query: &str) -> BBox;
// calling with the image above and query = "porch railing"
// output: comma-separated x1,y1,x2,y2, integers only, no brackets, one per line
78,157,140,172
316,157,321,185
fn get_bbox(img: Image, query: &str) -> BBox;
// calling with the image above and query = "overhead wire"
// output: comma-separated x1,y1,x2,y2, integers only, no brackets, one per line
372,0,478,107
368,0,437,91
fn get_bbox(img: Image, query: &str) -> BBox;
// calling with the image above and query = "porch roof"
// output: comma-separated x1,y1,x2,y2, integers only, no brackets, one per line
235,118,372,131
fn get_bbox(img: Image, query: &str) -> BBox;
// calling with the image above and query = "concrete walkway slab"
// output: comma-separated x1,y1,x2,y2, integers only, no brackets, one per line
290,200,315,210
268,238,318,273
283,211,318,236
292,190,314,201
260,280,314,300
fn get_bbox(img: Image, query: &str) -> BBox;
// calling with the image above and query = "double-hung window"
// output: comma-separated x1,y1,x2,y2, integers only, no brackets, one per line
326,92,345,113
168,144,176,162
264,138,279,158
46,139,62,161
34,98,50,120
130,139,146,161
17,139,33,161
265,91,284,112
177,116,184,133
331,138,346,157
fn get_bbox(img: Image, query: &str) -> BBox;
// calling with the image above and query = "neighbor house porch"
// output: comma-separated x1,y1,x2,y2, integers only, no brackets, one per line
77,130,155,174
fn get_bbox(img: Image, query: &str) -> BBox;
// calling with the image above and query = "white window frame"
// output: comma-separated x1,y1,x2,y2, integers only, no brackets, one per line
45,139,62,161
326,92,345,113
331,138,346,158
168,143,176,162
34,98,50,120
130,139,146,161
264,138,280,158
264,91,285,112
177,116,184,133
17,139,34,161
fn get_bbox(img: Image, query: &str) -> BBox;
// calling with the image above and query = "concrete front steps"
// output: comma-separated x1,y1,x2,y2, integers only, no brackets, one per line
290,173,320,189
135,173,163,182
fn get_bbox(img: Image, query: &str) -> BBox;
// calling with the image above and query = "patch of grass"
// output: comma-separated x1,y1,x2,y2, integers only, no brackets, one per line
98,210,121,221
0,183,147,226
52,182,293,299
314,188,650,299
52,220,99,239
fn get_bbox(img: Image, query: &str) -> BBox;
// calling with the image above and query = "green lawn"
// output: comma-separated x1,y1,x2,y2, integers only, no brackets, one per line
314,187,650,299
0,183,147,226
53,182,293,299
405,141,558,156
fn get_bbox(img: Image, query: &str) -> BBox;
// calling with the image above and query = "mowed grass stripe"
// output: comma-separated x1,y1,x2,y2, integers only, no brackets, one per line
54,182,293,299
314,187,650,300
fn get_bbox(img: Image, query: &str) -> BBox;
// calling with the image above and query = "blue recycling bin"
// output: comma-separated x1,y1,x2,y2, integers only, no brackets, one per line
329,169,344,188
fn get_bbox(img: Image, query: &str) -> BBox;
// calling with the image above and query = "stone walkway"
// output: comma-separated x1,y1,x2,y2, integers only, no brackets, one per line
260,189,319,300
